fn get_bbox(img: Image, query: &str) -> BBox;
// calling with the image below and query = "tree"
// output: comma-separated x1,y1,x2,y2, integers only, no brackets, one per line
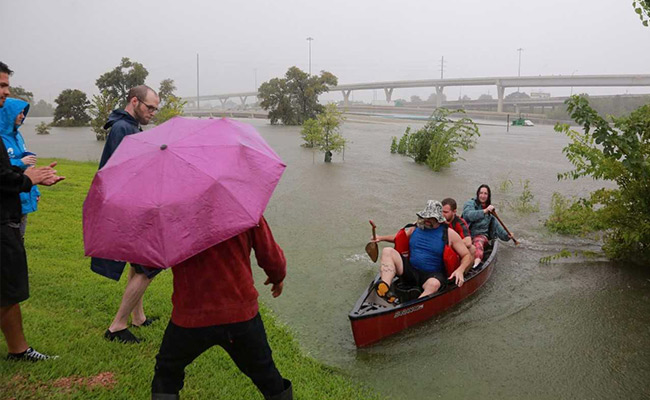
426,92,447,104
478,94,494,101
96,57,148,107
258,67,338,125
9,86,33,103
35,122,50,135
544,4,650,264
52,89,90,127
548,96,650,263
158,78,177,103
300,118,322,148
506,91,530,100
410,95,423,103
300,104,347,162
633,0,650,26
89,91,118,140
153,95,186,126
30,100,55,117
392,108,480,171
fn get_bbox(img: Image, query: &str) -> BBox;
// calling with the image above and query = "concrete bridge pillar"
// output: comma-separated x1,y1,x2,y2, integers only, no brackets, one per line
435,86,444,108
342,90,352,107
497,84,505,113
239,96,248,106
384,87,394,102
220,98,228,109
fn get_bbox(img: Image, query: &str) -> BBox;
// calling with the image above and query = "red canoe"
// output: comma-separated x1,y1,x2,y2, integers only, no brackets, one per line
349,240,499,347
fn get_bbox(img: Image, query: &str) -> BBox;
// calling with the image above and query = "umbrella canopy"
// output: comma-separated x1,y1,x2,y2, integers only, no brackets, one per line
83,117,285,268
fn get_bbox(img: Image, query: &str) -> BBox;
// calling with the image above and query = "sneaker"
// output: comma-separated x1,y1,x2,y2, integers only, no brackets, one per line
6,347,58,362
374,280,397,304
104,328,141,344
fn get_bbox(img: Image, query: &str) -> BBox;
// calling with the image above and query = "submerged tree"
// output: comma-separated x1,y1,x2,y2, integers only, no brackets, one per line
52,89,91,127
300,104,346,162
392,108,479,171
258,67,337,125
89,91,118,140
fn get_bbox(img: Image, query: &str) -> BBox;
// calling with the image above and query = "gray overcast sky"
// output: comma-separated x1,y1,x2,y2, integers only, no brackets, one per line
3,0,650,103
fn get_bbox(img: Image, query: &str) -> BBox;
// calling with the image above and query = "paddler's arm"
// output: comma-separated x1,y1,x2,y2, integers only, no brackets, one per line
372,233,396,243
448,228,471,287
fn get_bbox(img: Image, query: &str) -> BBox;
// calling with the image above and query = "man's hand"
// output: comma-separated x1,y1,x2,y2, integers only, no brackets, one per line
23,166,55,185
21,155,36,165
449,269,465,287
41,175,65,186
264,278,284,298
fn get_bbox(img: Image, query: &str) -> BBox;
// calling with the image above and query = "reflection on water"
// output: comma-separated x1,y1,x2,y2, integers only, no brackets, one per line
20,115,650,399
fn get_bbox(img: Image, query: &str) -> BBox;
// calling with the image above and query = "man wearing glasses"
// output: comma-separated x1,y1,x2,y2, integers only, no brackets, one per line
92,85,161,344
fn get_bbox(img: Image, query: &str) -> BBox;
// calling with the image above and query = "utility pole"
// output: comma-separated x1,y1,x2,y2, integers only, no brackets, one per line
439,56,446,80
306,37,314,75
196,53,200,109
517,48,523,92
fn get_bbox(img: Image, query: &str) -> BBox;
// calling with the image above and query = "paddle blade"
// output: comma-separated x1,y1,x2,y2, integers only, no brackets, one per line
365,242,379,262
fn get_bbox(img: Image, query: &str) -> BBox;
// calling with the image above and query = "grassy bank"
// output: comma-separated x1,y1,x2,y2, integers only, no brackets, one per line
0,159,382,400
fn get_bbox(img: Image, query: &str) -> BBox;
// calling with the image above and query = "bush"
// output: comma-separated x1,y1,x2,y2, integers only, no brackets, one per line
512,179,539,213
35,122,50,135
391,108,479,171
153,95,186,126
549,97,650,263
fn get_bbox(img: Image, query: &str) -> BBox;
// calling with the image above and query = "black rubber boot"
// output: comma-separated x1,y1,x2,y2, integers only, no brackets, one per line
151,393,180,400
266,379,292,400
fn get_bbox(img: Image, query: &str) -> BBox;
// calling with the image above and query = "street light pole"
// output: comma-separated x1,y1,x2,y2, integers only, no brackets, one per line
570,69,578,96
196,53,200,109
306,37,314,75
517,48,523,92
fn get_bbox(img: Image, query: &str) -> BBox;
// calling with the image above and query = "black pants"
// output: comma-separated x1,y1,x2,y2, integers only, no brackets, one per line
152,313,286,398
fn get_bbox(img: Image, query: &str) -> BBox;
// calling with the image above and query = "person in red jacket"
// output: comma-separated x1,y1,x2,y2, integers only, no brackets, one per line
151,216,292,400
441,197,476,263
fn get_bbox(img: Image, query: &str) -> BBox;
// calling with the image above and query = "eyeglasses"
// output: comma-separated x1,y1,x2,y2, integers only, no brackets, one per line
138,98,159,113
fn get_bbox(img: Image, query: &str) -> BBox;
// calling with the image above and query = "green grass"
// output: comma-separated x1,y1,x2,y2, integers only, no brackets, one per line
0,159,383,400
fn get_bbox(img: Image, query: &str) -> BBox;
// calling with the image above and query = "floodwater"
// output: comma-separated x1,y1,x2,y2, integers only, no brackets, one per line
20,116,650,399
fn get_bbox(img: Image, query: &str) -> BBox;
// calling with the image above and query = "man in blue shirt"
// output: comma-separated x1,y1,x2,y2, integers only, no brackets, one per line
371,200,471,302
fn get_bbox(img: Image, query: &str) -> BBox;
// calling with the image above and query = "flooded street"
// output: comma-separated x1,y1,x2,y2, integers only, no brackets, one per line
20,115,650,399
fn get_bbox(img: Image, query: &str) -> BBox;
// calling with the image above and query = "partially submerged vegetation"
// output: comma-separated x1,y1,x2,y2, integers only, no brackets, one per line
390,108,479,171
546,97,650,264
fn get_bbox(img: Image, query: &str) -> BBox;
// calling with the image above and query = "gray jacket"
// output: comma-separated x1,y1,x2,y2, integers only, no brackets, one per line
462,198,510,241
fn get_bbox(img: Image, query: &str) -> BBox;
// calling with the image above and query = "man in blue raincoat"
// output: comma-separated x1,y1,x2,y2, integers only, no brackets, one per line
92,85,161,344
0,97,41,239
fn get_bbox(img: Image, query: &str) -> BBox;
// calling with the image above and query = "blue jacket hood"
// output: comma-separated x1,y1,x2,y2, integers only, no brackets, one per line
0,98,30,137
103,109,138,130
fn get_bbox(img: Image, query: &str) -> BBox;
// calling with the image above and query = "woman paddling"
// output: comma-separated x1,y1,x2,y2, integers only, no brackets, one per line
462,184,513,268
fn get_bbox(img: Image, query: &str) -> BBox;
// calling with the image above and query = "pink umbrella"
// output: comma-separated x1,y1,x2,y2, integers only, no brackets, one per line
83,117,285,268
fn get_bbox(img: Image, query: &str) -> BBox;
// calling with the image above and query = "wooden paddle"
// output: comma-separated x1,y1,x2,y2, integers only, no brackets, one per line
365,220,379,262
490,210,519,245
